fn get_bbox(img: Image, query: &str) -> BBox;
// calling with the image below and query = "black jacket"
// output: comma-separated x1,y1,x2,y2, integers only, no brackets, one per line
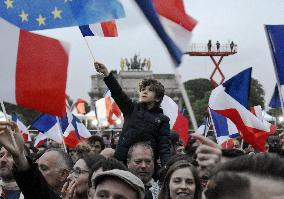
104,73,171,166
12,158,60,199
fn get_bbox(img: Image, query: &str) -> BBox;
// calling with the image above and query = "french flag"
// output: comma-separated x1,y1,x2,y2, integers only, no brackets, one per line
72,99,87,114
31,114,63,144
95,90,122,127
79,21,118,37
196,117,211,136
11,113,31,142
209,109,239,149
161,95,189,145
209,67,251,148
209,68,276,151
265,25,284,109
0,19,69,117
134,0,197,66
269,84,281,108
62,110,91,148
34,132,48,148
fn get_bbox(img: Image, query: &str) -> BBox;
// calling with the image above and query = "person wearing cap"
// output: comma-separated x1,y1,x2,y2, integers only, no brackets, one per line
90,169,145,199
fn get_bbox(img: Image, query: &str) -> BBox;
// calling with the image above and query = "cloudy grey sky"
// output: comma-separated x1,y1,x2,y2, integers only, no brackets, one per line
38,0,284,109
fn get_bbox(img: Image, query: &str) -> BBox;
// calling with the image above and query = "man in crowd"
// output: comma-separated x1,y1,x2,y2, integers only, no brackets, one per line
0,121,72,199
91,169,145,199
36,148,73,195
204,153,284,199
127,142,159,199
0,147,23,199
86,135,105,155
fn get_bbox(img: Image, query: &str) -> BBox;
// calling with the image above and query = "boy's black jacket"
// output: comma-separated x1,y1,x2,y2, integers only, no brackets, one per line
104,73,171,166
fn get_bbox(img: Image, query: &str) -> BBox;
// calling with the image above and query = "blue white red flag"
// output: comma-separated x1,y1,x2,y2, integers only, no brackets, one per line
34,132,48,148
12,113,31,142
209,108,239,146
265,25,284,108
161,95,189,145
269,84,281,108
31,114,63,144
196,117,211,136
209,68,276,152
0,19,69,117
209,68,252,147
62,110,91,148
134,0,197,66
79,21,118,37
0,0,125,31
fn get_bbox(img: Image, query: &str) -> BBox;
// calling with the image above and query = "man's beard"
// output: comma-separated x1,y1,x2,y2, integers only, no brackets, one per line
0,169,14,182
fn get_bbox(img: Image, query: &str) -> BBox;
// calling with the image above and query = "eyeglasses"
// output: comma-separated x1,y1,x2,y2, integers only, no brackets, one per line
70,168,89,178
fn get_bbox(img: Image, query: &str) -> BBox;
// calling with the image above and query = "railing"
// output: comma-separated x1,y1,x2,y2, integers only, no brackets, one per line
187,43,237,53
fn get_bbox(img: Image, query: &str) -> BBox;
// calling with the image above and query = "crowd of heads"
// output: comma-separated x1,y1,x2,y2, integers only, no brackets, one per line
1,126,284,199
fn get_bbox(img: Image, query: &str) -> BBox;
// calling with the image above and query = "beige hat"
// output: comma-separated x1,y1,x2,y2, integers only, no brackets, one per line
92,169,145,199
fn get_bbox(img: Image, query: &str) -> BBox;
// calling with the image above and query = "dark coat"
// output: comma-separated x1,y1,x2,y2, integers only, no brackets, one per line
104,73,171,166
12,158,60,199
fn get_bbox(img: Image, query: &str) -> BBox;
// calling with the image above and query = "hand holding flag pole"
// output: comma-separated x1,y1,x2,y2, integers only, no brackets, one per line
0,101,18,149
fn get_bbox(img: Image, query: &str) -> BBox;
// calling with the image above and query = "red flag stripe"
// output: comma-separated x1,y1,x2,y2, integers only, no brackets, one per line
16,29,68,116
101,21,118,37
153,0,197,31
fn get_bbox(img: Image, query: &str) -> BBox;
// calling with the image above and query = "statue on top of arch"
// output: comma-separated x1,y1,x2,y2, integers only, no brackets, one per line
122,54,152,71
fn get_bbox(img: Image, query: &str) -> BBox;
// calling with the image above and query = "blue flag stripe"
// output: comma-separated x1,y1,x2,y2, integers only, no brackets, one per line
79,25,95,37
265,25,284,85
135,0,182,66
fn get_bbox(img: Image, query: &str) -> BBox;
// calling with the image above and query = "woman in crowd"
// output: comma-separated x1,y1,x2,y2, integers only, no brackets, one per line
61,153,105,199
158,160,202,199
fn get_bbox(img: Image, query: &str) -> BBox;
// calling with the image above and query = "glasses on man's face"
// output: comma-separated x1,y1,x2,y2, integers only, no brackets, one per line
70,168,89,178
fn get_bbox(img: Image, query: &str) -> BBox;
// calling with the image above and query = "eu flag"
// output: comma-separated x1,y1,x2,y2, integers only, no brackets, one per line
0,0,125,31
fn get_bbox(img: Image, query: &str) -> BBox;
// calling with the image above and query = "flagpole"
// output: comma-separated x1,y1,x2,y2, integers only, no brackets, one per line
0,101,17,148
264,26,284,117
173,67,198,131
56,116,67,153
83,37,96,61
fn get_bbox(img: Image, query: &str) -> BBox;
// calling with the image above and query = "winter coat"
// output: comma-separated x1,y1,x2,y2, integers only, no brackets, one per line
104,73,171,166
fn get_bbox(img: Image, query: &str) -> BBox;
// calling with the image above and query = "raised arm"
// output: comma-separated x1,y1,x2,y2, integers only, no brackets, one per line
0,121,29,171
94,61,134,116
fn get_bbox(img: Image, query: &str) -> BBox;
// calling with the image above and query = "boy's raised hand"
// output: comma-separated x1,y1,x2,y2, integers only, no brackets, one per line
94,62,109,77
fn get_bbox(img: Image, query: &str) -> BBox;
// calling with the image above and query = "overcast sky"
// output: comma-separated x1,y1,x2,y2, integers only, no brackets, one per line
38,0,284,110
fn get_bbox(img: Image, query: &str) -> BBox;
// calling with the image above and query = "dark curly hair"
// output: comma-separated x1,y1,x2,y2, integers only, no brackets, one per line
139,78,165,106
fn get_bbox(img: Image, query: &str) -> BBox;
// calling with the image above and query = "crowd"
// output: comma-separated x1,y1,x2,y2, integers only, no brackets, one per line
0,61,283,199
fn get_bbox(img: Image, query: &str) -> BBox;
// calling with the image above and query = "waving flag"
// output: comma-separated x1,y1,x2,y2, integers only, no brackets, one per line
0,19,68,117
196,117,211,136
72,99,87,114
265,25,284,109
134,0,197,66
209,68,276,151
269,84,281,108
34,132,48,148
209,108,239,148
12,113,31,142
79,21,118,37
31,114,63,144
161,95,189,145
209,68,251,147
0,0,125,31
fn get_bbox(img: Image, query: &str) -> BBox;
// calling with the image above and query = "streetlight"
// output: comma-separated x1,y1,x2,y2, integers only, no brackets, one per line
278,116,284,123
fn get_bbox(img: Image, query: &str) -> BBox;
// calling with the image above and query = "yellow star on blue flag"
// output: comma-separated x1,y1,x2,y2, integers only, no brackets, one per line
0,0,125,30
